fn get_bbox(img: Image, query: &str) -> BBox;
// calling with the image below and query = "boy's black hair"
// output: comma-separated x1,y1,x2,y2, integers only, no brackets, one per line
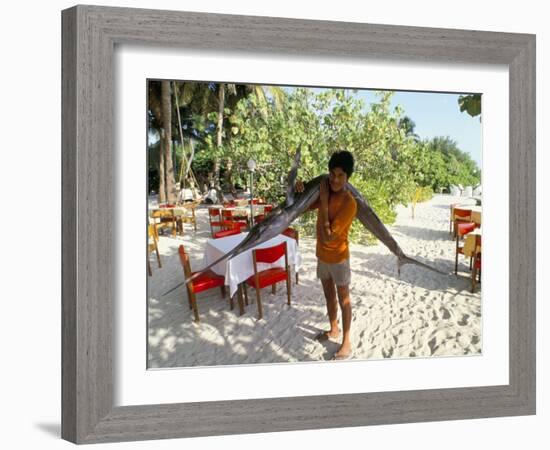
328,150,354,178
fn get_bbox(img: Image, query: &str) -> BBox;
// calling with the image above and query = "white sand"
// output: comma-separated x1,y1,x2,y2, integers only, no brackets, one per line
148,195,481,368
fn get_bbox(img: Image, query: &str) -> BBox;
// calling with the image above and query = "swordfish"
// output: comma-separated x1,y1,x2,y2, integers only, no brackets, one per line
163,150,444,296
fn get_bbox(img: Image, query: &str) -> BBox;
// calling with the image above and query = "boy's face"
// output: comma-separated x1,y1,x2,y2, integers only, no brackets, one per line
328,167,348,193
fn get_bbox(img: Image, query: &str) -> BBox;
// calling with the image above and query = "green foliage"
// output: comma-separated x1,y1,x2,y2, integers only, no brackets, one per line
424,136,481,190
458,94,481,118
157,84,481,244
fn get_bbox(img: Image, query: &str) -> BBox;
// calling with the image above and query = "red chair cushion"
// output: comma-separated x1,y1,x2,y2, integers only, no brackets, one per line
214,228,241,239
191,270,225,293
246,268,288,289
457,222,477,237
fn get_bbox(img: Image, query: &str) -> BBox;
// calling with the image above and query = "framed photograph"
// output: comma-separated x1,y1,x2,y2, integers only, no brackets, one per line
144,80,485,370
62,5,535,444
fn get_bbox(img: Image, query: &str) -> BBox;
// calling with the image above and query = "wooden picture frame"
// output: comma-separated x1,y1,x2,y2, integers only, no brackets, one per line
62,5,536,444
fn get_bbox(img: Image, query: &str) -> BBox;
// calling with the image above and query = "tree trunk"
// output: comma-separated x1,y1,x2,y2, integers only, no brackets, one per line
161,81,177,203
158,132,166,203
213,84,225,201
148,82,165,202
225,157,236,194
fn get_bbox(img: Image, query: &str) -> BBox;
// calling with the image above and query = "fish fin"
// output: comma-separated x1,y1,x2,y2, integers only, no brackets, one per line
286,148,302,207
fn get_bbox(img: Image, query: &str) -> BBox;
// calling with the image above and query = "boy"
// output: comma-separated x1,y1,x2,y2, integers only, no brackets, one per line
296,151,357,360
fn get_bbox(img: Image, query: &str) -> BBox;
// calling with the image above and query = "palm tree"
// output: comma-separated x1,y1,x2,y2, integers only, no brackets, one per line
171,82,286,199
215,83,285,196
148,80,177,203
161,81,177,203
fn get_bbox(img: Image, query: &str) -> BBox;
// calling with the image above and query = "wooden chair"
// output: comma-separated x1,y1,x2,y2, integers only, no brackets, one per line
176,201,198,233
243,242,291,319
208,207,223,237
471,235,482,292
455,222,477,275
221,209,248,232
147,224,161,276
178,245,227,323
452,207,472,238
449,203,459,234
282,227,299,284
151,209,177,237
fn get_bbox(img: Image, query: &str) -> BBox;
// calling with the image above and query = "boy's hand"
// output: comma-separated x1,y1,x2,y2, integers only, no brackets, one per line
295,180,305,193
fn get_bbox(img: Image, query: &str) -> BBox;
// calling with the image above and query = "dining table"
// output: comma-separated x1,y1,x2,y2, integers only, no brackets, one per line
463,227,482,258
454,204,482,226
202,232,301,314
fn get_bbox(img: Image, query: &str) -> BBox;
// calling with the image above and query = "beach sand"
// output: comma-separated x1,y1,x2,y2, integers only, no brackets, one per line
148,194,481,368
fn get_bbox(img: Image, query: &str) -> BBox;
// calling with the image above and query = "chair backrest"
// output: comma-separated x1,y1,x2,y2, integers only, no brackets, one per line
152,208,175,219
208,207,221,218
221,209,234,220
253,241,287,264
454,207,471,219
264,205,273,213
178,245,192,279
282,227,299,243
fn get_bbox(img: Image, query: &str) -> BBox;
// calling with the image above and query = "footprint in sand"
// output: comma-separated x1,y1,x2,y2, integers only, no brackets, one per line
440,307,451,320
471,335,480,345
428,337,439,355
458,314,470,326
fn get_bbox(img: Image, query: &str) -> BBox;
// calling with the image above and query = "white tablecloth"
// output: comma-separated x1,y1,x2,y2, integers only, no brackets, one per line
203,232,301,297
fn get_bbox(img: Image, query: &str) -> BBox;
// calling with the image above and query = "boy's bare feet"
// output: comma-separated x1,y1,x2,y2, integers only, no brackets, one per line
315,329,340,342
333,342,352,359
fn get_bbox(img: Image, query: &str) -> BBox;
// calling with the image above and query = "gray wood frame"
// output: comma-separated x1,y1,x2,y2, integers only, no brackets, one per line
62,5,536,444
